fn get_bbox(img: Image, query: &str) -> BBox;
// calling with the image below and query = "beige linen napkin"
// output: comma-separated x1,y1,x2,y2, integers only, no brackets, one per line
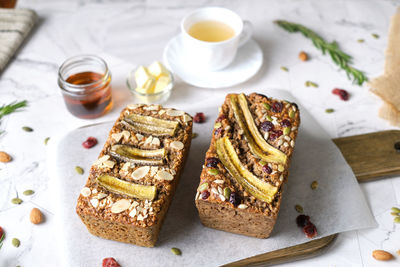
0,8,37,72
369,7,400,126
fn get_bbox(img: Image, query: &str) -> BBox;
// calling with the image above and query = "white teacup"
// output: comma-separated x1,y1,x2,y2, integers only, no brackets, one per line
181,7,253,71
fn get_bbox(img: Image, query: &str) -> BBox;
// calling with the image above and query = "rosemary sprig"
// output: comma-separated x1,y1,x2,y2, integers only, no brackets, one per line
274,20,368,85
0,100,27,120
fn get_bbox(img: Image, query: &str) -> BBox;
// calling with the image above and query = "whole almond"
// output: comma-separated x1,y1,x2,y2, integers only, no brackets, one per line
30,208,43,224
372,250,393,261
0,151,11,163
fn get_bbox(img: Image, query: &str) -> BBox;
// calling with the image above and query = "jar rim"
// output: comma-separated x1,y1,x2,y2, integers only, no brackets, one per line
58,55,111,93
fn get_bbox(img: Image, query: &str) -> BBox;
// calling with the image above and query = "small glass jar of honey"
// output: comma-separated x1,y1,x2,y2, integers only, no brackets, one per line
58,55,113,119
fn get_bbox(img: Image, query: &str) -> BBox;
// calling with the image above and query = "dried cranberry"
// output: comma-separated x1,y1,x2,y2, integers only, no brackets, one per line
269,130,283,140
206,157,220,168
82,137,97,149
193,112,206,123
229,192,241,206
262,165,272,174
260,121,274,132
296,215,310,227
216,114,226,122
332,88,349,101
281,119,291,127
271,102,283,113
201,190,210,200
0,226,4,243
303,222,318,238
102,257,121,267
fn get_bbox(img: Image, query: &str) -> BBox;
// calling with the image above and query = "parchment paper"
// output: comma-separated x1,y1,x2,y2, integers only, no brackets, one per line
48,89,376,267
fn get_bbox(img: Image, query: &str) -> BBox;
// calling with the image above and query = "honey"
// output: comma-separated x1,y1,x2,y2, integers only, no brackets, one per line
58,55,113,119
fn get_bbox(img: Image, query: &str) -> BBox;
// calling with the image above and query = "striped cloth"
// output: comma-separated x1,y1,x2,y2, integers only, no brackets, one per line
0,8,37,72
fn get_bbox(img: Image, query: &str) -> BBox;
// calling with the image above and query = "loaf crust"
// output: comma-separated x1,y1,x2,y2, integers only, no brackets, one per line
76,104,192,247
195,93,300,238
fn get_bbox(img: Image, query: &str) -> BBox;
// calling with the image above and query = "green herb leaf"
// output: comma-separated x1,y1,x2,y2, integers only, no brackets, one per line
0,100,27,120
274,20,368,85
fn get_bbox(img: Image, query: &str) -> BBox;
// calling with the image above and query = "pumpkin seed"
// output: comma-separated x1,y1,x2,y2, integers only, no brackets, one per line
394,216,400,224
263,103,271,110
11,198,22,205
357,39,365,43
266,115,273,122
391,207,400,213
198,183,208,192
12,238,20,247
280,66,289,72
391,212,399,216
259,160,267,166
23,190,34,196
192,132,198,139
208,168,219,175
44,137,50,145
311,181,319,190
371,33,379,39
305,81,318,88
283,127,291,135
22,126,33,132
325,108,334,113
223,187,231,200
171,247,181,256
289,110,295,118
75,166,84,175
295,204,303,213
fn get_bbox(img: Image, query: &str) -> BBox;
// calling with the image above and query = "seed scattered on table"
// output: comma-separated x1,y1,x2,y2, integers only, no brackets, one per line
23,189,35,196
325,108,334,114
357,39,365,43
192,132,198,139
12,238,20,248
171,247,182,256
280,66,289,72
75,166,84,175
305,81,318,88
44,137,50,145
371,33,379,39
311,181,319,190
394,216,400,224
22,126,33,132
295,204,303,213
11,198,22,205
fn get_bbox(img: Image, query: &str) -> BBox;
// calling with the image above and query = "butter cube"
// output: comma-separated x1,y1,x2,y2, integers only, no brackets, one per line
135,66,155,88
148,61,169,78
136,78,156,94
154,75,171,93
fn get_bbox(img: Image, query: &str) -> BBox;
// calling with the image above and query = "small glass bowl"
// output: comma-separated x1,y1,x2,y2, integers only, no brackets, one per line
126,67,174,104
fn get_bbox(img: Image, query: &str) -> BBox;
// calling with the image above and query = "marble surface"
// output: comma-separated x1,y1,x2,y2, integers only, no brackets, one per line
0,0,399,266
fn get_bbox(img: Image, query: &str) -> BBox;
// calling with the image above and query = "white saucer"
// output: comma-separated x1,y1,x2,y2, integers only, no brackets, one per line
163,34,263,89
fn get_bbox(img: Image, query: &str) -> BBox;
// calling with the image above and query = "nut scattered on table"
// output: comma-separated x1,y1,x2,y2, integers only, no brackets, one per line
0,151,12,163
30,208,43,224
372,250,393,261
299,51,308,61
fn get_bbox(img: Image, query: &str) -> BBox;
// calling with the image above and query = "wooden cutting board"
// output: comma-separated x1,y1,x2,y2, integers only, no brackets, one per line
224,130,400,267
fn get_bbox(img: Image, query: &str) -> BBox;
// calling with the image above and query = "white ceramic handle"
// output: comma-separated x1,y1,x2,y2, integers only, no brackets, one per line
238,20,253,47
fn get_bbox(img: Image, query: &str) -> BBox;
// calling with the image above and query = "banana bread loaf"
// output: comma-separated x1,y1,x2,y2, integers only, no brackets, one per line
195,93,300,238
76,104,192,247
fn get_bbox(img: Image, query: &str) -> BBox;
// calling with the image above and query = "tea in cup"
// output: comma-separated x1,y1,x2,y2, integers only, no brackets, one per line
181,7,253,71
